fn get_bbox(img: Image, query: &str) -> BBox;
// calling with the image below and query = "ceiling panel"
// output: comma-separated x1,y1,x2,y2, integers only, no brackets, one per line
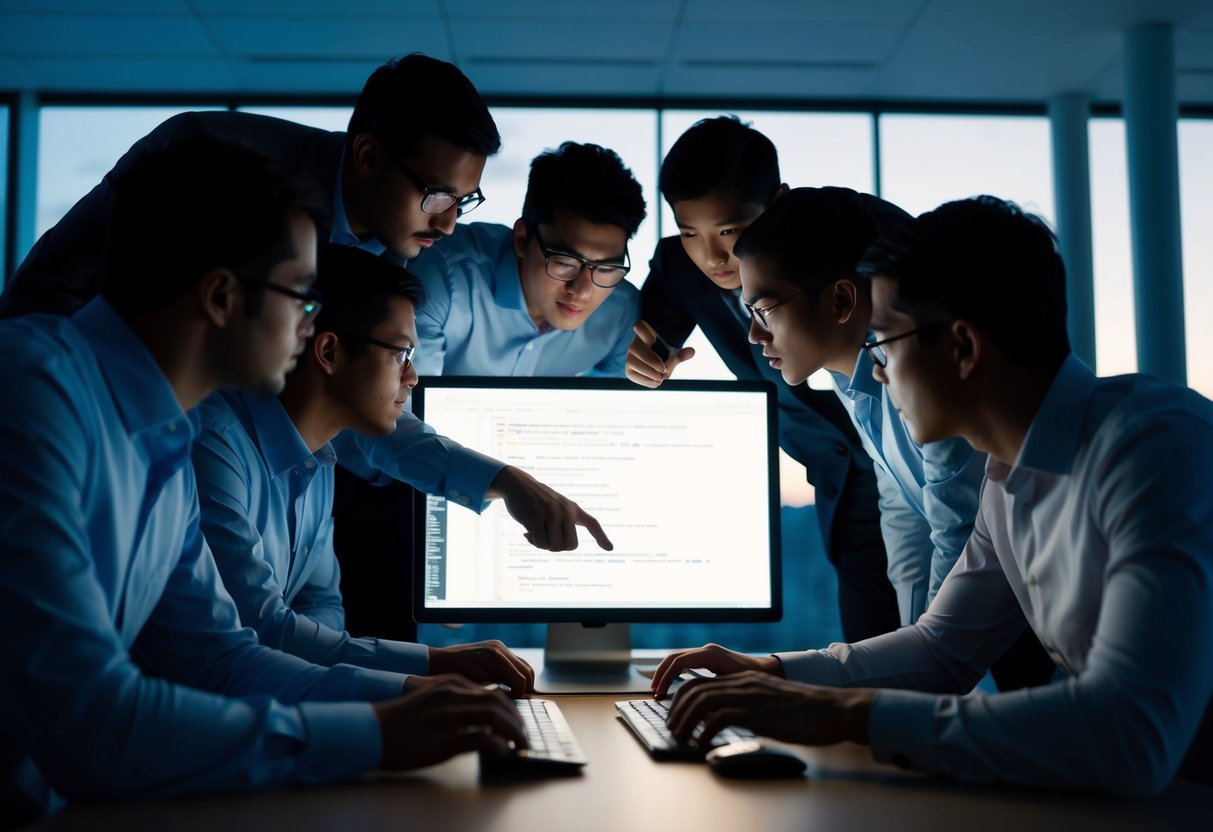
0,1,191,12
662,64,879,99
466,62,663,97
193,0,439,13
24,58,239,91
206,16,445,59
671,21,902,64
683,0,923,24
445,0,680,20
448,19,672,60
0,14,215,57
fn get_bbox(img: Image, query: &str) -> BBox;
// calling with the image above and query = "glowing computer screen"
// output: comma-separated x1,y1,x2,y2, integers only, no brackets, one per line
412,377,780,626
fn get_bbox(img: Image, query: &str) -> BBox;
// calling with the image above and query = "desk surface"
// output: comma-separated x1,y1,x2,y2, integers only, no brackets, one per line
29,695,1213,832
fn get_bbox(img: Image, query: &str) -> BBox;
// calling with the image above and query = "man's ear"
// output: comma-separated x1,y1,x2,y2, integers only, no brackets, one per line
198,267,239,328
833,279,859,325
772,183,790,202
311,332,341,376
512,217,529,259
952,320,982,380
350,133,385,177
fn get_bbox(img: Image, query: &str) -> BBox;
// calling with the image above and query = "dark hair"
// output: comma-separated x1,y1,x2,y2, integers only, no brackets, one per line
520,142,646,236
733,187,905,309
347,53,501,160
660,116,780,207
313,244,425,359
857,196,1070,371
102,139,320,317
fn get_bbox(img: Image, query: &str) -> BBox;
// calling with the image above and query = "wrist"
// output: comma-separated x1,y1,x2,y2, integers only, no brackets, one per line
843,689,876,745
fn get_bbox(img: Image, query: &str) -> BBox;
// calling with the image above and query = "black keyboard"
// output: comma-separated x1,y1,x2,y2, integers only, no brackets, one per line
480,698,587,774
615,699,756,760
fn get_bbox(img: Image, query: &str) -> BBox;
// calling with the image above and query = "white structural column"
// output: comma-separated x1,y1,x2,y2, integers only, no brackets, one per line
1124,22,1186,383
4,91,39,285
1049,92,1096,370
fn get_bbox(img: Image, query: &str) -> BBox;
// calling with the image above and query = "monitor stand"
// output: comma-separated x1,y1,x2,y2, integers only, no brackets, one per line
533,623,654,694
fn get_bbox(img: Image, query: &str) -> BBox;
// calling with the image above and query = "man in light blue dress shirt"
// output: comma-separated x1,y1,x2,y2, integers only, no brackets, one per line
194,245,534,692
658,196,1213,794
0,143,525,822
409,142,645,378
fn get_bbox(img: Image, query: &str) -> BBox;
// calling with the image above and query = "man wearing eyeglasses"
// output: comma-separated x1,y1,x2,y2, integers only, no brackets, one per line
657,196,1213,796
1,53,613,568
407,142,644,378
193,244,535,695
651,186,1054,699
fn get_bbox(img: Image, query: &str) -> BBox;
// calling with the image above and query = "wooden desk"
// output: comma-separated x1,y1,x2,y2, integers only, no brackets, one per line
28,695,1213,832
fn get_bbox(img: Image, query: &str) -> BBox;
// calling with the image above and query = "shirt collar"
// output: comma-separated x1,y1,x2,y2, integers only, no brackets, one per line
833,347,882,401
491,228,535,320
330,151,387,257
242,392,336,480
991,353,1095,479
71,298,192,439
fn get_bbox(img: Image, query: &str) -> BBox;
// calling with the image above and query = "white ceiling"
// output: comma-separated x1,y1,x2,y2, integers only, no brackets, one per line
1,0,1212,105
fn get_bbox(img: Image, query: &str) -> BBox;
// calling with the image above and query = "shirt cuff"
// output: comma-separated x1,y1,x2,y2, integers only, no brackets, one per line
296,701,382,782
446,446,504,513
868,688,941,773
345,666,411,701
772,649,844,685
372,639,430,676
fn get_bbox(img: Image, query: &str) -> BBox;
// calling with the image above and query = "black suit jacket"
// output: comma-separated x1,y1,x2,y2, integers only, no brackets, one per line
641,236,875,551
0,111,350,318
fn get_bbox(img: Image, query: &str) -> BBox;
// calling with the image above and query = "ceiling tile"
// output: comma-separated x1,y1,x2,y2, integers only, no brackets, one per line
23,57,239,91
0,14,215,57
206,17,445,59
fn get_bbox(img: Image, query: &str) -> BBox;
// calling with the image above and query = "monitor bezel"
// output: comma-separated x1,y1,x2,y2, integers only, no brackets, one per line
410,376,782,625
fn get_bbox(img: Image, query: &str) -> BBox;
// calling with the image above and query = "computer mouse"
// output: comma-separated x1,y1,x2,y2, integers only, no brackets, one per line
705,739,807,779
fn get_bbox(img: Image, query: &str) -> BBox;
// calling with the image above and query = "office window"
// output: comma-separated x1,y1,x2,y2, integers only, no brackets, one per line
1,104,8,285
878,114,1054,219
1180,118,1213,398
36,106,222,239
1088,117,1137,377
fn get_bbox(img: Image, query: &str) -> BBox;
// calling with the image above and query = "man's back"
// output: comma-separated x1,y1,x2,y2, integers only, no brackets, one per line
0,111,343,318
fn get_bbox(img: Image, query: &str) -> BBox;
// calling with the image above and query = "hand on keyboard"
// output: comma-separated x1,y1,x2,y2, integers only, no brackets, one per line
480,699,587,775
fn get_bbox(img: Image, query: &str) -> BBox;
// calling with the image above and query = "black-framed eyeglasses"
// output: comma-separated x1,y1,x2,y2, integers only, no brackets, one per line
743,277,832,330
395,159,485,217
235,273,324,325
341,333,416,369
529,223,631,288
862,322,949,368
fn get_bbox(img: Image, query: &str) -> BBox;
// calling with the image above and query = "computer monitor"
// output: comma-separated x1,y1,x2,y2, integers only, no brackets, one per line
412,377,781,692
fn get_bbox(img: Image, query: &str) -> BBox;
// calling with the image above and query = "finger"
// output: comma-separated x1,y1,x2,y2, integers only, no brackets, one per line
698,707,754,745
633,320,657,346
578,508,613,551
504,650,536,693
491,654,530,696
664,347,697,376
666,677,724,739
626,359,665,388
651,651,696,699
525,521,549,551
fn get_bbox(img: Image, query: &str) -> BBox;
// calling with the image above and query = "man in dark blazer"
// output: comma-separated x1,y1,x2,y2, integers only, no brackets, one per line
628,117,900,641
1,54,613,640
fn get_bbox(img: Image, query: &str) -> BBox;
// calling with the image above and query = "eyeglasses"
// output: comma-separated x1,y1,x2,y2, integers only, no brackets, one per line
341,333,416,369
862,322,949,368
743,277,832,330
529,224,631,288
235,273,324,325
395,159,485,217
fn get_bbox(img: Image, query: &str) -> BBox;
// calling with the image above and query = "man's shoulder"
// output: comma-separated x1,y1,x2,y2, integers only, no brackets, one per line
1089,373,1213,444
414,222,511,276
0,314,91,377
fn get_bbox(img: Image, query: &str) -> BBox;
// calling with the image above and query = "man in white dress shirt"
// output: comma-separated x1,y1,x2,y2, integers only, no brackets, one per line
657,195,1213,795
